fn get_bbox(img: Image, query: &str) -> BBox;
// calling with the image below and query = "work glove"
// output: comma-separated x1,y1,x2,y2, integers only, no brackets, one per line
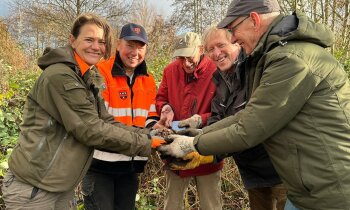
176,128,203,137
157,134,196,158
151,136,166,149
159,104,174,128
178,114,202,128
169,152,214,170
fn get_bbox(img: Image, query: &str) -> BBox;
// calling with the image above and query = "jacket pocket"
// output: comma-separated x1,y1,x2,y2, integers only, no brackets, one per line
63,82,85,91
289,142,311,193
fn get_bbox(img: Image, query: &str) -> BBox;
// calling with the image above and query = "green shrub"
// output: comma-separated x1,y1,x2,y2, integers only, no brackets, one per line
333,50,350,77
147,51,171,85
0,66,39,209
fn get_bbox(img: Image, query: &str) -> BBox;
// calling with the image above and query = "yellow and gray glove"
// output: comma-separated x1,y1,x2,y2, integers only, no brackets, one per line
157,134,196,158
178,114,202,128
169,152,214,170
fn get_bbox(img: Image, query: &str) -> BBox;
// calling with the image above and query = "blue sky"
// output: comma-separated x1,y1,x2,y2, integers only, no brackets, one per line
151,0,173,17
0,0,9,17
0,0,173,18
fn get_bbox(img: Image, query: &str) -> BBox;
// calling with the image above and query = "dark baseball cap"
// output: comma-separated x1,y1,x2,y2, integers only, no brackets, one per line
217,0,281,29
119,23,148,44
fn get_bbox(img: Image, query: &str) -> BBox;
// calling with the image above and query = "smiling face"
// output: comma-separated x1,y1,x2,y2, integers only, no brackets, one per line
69,23,106,66
178,47,203,74
117,39,146,72
205,29,241,72
228,15,259,55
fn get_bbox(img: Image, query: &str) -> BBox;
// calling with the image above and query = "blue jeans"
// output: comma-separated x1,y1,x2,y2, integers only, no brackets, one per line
284,199,300,210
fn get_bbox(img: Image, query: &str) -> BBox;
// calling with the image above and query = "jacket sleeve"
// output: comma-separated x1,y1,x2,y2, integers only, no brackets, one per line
156,68,170,114
195,52,318,155
37,68,151,157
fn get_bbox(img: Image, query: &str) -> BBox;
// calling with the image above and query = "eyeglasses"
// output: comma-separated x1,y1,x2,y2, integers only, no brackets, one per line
227,16,249,34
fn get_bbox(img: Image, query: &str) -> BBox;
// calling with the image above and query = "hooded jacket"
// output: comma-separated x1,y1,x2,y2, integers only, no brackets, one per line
209,51,281,189
195,12,350,209
8,46,152,192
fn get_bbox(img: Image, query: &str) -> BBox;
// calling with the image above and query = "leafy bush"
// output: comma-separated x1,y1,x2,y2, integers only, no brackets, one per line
0,62,39,209
333,50,350,77
147,51,172,86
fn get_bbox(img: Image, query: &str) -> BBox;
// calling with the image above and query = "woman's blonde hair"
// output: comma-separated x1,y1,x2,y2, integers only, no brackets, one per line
71,13,113,59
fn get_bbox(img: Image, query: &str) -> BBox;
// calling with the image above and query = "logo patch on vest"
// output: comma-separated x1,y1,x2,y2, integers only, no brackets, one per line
119,91,128,100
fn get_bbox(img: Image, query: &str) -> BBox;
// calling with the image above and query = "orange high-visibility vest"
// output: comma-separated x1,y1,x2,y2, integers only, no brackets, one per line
97,55,158,128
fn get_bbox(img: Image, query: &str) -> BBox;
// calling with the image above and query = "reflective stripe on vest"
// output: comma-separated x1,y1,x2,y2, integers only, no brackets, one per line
93,150,148,161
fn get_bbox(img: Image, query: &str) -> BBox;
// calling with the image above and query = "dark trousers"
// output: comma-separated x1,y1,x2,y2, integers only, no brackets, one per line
248,184,287,210
82,170,139,210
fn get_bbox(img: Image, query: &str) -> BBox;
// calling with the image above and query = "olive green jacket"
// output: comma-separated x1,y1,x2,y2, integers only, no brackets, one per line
195,12,350,209
9,46,151,192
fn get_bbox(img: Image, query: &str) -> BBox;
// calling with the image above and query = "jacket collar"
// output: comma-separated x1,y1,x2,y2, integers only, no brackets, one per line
73,52,91,76
111,51,148,77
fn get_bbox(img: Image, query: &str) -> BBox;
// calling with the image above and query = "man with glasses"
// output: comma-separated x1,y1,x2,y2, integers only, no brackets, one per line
156,32,223,210
203,26,287,210
158,0,350,209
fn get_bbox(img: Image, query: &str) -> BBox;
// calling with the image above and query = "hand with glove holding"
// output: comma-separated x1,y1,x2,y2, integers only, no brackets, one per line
178,114,202,128
157,134,196,158
169,152,214,170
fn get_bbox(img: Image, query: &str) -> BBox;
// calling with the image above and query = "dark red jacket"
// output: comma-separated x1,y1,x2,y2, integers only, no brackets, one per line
156,55,224,177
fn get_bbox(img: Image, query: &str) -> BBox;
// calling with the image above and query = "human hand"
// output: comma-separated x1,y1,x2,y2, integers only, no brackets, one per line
157,134,196,158
169,152,214,170
176,128,203,137
160,104,174,128
178,114,202,128
152,122,165,129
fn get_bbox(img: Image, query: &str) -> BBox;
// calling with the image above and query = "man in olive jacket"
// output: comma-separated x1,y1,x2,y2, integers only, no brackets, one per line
159,0,350,209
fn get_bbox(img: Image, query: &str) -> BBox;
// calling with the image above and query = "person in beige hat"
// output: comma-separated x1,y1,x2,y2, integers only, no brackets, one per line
158,0,350,209
155,32,223,210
